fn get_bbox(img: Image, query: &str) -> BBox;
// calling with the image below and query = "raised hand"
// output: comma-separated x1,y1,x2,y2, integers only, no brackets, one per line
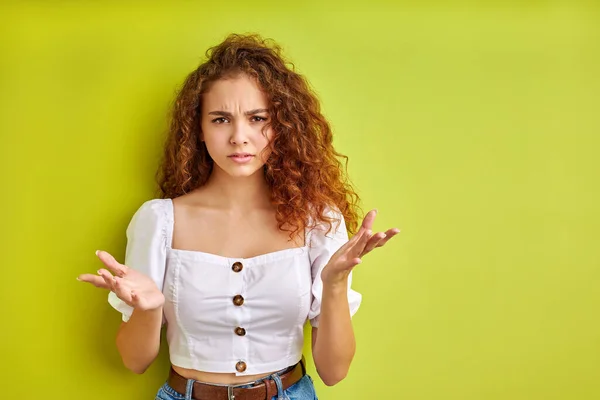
77,250,164,311
321,209,400,285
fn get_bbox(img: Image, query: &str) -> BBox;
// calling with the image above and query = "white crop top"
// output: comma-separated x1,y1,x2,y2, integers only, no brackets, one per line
108,199,361,375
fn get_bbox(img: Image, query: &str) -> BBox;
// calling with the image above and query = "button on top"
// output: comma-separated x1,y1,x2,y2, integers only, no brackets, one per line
233,295,244,306
236,361,247,372
234,327,246,336
232,261,243,273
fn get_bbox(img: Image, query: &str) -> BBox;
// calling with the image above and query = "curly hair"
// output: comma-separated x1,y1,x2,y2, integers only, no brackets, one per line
156,33,361,237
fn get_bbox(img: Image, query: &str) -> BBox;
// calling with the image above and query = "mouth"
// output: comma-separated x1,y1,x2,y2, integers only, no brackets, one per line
228,153,254,158
228,153,255,163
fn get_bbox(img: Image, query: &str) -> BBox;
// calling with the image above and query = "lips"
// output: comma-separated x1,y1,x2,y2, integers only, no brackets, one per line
229,153,254,157
228,153,255,164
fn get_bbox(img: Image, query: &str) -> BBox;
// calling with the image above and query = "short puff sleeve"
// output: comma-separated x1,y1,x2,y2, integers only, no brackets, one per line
107,199,169,323
307,208,362,328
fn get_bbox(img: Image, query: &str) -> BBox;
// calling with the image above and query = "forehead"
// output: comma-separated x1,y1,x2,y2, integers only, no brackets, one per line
202,74,268,110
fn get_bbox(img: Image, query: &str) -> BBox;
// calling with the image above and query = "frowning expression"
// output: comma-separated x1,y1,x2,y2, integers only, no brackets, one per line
201,74,273,178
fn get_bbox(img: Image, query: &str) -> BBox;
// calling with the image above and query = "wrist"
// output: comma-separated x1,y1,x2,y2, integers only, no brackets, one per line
141,301,165,311
321,267,350,290
133,291,165,312
135,304,164,314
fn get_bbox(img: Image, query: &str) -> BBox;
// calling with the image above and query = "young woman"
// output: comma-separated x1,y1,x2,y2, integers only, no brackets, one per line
78,33,399,400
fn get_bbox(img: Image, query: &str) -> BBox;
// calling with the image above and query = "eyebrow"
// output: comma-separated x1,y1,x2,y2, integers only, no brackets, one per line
207,108,269,117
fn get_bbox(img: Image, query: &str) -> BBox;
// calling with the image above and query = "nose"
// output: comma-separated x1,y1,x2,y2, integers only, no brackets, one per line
230,120,249,145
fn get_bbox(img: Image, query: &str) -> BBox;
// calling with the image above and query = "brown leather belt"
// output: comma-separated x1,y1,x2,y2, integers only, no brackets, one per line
167,360,305,400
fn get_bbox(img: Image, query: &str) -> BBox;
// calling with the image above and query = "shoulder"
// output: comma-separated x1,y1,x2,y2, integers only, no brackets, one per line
128,198,172,228
134,198,170,215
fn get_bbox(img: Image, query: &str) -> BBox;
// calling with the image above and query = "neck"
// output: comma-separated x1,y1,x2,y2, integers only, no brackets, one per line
201,166,272,211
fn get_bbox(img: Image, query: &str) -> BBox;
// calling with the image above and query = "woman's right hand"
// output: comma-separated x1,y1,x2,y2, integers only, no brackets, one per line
77,250,165,312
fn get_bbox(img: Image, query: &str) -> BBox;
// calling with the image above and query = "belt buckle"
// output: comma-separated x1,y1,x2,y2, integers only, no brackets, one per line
226,380,257,400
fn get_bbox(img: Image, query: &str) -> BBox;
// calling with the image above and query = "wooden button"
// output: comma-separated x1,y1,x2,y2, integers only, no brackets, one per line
234,327,246,336
232,262,243,273
233,295,244,306
236,361,247,372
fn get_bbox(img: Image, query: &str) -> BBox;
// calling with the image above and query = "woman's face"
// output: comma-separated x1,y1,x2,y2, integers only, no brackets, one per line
200,74,273,179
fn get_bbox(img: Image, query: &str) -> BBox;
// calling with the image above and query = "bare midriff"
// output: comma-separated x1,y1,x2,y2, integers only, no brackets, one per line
172,365,279,385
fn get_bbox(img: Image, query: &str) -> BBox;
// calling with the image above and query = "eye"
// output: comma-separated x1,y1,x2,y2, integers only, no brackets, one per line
251,116,268,122
211,117,229,124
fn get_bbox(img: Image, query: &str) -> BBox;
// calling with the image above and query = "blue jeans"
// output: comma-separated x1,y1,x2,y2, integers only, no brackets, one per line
155,372,318,400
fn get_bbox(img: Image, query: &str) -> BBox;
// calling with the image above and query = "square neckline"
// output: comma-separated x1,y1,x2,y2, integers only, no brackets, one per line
164,198,310,263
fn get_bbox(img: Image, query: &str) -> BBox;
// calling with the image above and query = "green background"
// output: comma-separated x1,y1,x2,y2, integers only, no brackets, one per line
1,1,599,399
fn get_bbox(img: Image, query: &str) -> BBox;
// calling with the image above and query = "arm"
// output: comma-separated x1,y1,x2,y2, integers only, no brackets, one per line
79,200,169,373
109,200,168,373
100,248,166,374
310,209,400,385
81,251,166,374
311,276,356,386
116,308,163,374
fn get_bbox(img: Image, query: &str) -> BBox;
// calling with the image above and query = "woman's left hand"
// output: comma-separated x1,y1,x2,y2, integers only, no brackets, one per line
321,209,400,285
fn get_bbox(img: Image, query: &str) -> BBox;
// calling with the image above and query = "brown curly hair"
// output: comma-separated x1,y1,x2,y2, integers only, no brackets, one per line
156,33,361,238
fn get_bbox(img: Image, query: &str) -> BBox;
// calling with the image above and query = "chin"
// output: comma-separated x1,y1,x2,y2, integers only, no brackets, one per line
218,163,265,179
227,169,260,178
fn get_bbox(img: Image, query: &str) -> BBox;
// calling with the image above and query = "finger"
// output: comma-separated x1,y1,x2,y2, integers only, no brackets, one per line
376,228,401,248
96,250,128,277
97,269,116,291
77,274,112,289
360,209,378,231
349,228,372,259
362,232,387,256
349,257,363,269
340,226,369,252
359,229,373,249
339,256,363,272
113,277,134,304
